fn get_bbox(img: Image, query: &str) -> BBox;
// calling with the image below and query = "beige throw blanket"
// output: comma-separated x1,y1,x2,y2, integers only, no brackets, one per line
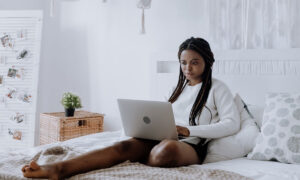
71,161,252,180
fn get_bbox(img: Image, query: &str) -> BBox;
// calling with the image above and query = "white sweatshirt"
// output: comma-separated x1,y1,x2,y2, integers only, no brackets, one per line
165,78,240,140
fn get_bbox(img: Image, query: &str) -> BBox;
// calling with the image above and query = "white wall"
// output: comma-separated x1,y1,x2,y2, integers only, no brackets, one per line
0,0,210,135
82,0,209,130
49,0,210,131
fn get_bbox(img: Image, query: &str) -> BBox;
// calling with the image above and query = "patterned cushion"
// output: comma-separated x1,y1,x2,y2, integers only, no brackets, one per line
247,92,300,164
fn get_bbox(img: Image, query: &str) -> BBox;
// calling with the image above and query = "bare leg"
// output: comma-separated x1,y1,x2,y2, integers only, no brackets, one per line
22,138,158,179
146,139,201,167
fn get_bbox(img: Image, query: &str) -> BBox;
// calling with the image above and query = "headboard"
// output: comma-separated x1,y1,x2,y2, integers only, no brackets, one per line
150,49,300,107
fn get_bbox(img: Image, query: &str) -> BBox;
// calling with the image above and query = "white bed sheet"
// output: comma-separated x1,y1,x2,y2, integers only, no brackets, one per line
0,131,299,180
200,158,300,180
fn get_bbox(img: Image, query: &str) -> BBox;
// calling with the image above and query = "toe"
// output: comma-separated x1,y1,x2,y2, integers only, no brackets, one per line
30,161,40,170
25,167,31,172
22,165,29,172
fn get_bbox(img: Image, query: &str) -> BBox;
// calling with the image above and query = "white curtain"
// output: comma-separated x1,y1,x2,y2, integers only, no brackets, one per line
207,0,300,49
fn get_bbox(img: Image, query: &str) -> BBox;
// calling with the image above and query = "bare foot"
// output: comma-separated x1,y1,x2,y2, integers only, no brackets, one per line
21,161,61,180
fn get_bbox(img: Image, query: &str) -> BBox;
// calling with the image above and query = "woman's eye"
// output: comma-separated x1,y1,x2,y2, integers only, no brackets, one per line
192,62,198,65
180,62,186,65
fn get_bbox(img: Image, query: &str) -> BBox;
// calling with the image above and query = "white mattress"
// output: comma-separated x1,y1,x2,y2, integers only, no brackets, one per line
200,158,300,180
0,131,299,180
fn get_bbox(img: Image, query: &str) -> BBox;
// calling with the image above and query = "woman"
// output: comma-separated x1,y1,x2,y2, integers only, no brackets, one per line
22,37,240,179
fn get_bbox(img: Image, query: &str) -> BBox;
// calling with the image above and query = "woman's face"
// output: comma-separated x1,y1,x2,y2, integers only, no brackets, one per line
180,49,206,86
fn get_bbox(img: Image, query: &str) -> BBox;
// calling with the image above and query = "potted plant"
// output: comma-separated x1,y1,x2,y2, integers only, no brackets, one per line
61,92,82,117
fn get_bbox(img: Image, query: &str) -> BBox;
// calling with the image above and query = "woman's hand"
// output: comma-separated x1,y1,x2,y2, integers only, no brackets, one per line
176,125,190,137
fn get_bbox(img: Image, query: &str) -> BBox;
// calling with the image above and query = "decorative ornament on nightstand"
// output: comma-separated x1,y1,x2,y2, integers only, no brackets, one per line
61,92,82,117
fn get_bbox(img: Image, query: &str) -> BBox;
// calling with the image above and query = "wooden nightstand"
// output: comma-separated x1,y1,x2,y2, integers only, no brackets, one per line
39,111,104,145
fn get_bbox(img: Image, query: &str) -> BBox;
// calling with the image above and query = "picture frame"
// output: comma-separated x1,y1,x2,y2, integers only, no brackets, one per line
8,129,22,140
13,130,22,140
16,49,29,60
6,87,17,99
18,91,32,103
7,68,17,78
10,112,25,124
0,34,14,49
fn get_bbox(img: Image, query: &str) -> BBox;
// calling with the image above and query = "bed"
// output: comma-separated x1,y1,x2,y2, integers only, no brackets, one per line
0,130,299,180
1,49,300,180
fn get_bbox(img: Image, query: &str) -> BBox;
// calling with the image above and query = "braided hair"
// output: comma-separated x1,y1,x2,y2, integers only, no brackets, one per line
168,37,215,126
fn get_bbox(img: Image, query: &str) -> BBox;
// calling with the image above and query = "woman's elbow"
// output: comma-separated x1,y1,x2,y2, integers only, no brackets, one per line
232,117,240,134
225,118,240,136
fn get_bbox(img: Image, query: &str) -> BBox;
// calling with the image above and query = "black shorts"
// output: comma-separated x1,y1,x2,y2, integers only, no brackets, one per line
183,138,209,164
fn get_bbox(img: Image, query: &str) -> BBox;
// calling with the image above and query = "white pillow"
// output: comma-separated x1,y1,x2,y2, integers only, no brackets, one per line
204,94,260,163
247,104,264,129
247,92,300,164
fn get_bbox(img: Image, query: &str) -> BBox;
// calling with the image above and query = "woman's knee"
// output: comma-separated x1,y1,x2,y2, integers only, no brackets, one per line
148,140,180,167
113,138,139,155
113,138,152,162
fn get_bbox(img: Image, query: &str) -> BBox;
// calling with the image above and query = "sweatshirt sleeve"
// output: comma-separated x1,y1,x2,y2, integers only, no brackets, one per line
186,81,240,139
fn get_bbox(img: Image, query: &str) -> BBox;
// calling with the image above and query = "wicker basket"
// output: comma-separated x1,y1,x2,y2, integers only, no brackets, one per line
39,111,104,145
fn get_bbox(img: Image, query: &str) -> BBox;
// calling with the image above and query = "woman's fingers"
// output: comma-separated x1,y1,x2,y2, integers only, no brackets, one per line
176,125,190,136
176,126,180,132
176,126,182,135
176,126,185,136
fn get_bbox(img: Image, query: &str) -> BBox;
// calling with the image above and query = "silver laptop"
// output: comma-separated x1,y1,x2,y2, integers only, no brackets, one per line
117,99,178,141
